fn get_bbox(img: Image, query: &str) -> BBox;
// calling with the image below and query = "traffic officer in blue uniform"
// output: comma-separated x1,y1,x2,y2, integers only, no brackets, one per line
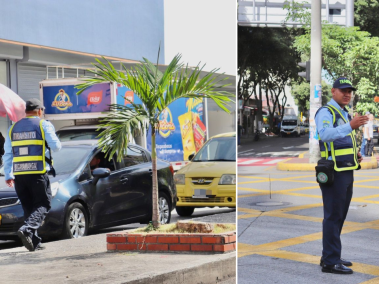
3,98,61,251
315,78,368,274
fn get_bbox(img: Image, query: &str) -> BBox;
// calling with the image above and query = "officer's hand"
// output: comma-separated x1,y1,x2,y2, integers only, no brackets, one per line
350,115,368,129
5,179,14,187
357,152,363,163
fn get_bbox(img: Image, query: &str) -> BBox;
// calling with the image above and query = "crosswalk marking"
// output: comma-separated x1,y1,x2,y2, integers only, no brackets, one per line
262,159,285,164
238,158,288,166
238,159,263,165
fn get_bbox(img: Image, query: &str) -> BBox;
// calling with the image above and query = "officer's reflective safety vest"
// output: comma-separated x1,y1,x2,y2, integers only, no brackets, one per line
317,105,359,171
9,117,47,175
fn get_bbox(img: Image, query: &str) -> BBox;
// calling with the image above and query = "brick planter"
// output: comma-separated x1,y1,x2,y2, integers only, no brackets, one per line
106,231,236,253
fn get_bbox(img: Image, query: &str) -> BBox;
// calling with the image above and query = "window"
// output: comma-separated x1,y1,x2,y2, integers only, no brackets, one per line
193,137,236,162
122,147,146,167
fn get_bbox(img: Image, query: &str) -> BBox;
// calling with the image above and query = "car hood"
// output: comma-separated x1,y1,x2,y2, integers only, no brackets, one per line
177,161,236,178
0,174,72,197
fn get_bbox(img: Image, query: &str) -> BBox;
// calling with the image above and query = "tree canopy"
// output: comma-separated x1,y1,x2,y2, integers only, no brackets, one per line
238,27,301,128
284,1,379,115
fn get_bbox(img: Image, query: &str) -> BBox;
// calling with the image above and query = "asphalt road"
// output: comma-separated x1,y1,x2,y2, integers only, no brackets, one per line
238,135,379,284
238,134,309,158
0,207,235,251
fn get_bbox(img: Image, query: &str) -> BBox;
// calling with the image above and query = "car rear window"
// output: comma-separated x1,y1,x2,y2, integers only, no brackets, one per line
193,136,236,162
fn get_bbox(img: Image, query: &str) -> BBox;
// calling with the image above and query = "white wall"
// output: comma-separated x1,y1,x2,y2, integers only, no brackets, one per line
164,0,236,76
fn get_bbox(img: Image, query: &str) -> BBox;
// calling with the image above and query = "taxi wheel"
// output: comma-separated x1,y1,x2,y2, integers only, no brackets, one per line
63,202,89,239
176,206,195,217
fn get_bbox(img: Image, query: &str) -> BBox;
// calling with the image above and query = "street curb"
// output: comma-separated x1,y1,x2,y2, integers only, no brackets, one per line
276,156,378,171
125,252,236,284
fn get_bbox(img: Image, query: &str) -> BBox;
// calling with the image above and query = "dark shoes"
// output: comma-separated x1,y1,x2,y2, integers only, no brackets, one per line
320,257,353,267
35,243,46,251
322,263,353,274
17,230,34,252
17,230,45,252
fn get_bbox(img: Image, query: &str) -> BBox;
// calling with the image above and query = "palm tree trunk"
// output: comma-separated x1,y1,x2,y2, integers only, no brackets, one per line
151,127,160,228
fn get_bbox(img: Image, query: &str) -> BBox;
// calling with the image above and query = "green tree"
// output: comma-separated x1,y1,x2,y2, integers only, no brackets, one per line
76,54,233,228
238,27,301,131
283,2,379,114
355,0,379,37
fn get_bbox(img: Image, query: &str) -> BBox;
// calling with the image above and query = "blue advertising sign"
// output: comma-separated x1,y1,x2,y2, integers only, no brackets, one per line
116,84,143,106
147,98,206,162
115,85,206,162
43,83,111,114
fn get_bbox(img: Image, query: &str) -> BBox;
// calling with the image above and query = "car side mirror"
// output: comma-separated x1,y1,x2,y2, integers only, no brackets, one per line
188,154,195,161
92,168,110,186
78,172,90,182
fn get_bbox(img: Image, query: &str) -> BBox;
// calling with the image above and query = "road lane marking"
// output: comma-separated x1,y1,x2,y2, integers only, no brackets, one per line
360,277,379,284
238,170,379,279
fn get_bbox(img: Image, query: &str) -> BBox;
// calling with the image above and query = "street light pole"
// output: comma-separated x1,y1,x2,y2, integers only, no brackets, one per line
309,0,322,163
346,0,354,27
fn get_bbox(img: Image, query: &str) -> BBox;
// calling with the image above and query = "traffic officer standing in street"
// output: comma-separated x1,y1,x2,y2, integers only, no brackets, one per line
315,77,368,274
3,98,61,251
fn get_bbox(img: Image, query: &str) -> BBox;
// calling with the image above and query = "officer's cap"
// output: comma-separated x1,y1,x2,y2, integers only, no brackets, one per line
25,98,45,111
333,77,357,91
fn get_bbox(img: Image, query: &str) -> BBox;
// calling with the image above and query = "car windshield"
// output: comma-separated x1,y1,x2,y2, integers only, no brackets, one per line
52,147,93,174
282,120,297,126
56,129,101,142
0,146,92,176
192,136,236,162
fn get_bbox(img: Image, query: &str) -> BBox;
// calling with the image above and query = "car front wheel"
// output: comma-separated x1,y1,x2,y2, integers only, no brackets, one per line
63,202,89,239
159,192,172,225
176,206,195,217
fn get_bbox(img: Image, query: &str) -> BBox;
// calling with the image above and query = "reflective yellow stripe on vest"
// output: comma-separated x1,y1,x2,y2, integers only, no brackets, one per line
320,148,355,157
320,105,358,171
11,140,44,147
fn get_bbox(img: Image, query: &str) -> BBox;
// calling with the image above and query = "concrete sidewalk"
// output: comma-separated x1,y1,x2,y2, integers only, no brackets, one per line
0,231,235,284
0,212,236,284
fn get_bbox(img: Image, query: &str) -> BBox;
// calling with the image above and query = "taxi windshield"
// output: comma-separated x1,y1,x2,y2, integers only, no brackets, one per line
192,136,236,162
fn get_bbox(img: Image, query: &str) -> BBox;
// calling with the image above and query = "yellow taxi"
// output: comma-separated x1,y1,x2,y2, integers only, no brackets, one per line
174,132,236,216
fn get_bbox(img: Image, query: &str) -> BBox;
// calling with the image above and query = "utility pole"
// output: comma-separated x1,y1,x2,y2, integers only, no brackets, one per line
346,0,354,27
309,0,322,164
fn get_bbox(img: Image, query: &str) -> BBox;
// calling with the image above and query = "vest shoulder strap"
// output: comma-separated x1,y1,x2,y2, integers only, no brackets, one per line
315,105,336,124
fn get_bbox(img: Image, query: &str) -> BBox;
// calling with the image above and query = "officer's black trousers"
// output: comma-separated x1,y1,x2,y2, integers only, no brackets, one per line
14,173,51,248
319,170,353,266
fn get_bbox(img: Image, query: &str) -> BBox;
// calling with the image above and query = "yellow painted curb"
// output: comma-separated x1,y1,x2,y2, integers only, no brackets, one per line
276,161,316,171
360,156,378,170
277,156,378,171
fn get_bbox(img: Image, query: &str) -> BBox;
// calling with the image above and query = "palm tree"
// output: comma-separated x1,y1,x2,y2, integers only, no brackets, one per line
76,53,233,228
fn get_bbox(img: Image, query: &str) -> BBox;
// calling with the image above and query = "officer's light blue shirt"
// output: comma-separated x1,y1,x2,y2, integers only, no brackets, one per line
3,117,62,180
315,99,353,157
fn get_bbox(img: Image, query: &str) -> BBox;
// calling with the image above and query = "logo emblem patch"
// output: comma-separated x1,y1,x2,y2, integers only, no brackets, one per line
317,172,328,183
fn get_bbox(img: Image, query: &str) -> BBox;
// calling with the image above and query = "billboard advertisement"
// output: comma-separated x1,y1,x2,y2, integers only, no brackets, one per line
147,97,207,162
116,85,207,161
43,83,111,114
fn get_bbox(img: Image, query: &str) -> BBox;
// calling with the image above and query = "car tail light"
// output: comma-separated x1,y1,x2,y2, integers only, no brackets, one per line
169,164,175,175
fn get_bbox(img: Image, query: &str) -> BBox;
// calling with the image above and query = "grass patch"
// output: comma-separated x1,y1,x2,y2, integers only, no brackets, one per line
133,223,236,234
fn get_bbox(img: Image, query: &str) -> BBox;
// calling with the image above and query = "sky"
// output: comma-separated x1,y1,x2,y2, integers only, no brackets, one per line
164,0,236,76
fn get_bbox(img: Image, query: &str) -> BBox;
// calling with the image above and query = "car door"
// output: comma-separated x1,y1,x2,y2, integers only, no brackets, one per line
78,152,128,226
116,146,152,218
